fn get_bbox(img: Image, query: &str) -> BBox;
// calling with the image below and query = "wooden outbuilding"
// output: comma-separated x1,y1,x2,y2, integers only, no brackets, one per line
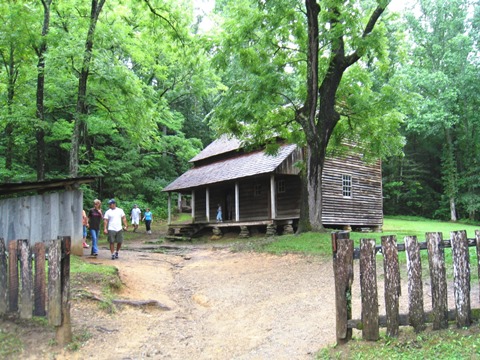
0,177,95,255
162,136,383,237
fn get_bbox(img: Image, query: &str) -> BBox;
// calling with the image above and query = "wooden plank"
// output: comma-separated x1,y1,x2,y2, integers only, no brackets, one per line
0,238,7,314
426,232,448,330
8,240,18,313
332,231,354,344
381,235,400,337
48,239,62,326
451,230,471,327
405,236,425,332
19,239,33,319
56,236,72,345
33,242,46,316
360,238,379,341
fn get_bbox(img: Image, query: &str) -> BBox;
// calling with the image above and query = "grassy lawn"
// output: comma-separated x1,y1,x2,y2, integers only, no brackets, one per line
257,216,480,256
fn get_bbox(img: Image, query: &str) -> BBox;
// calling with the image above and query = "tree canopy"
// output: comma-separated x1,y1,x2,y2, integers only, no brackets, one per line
1,0,479,223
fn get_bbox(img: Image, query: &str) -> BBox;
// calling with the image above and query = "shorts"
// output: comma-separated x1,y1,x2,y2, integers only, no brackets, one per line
131,219,139,225
107,230,124,244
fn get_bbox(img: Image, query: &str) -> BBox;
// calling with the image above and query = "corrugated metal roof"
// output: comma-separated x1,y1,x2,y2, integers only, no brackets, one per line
0,176,96,196
163,144,297,192
189,135,243,163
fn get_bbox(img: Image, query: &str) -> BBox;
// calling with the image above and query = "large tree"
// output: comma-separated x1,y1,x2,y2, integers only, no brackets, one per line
69,0,105,177
212,0,404,231
34,0,53,180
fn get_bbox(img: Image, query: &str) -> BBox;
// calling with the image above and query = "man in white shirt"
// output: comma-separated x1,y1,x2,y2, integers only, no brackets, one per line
130,204,142,232
103,199,128,260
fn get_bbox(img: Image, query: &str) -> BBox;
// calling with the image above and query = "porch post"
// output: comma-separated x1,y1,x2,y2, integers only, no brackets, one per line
177,193,182,213
270,174,276,220
191,190,196,223
206,187,210,223
167,193,172,225
235,181,240,222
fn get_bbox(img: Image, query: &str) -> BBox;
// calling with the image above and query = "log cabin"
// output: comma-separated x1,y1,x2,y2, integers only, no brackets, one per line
162,136,383,238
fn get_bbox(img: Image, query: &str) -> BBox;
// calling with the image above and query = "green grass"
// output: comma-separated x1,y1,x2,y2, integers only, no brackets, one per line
317,327,480,360
70,255,118,276
257,216,480,256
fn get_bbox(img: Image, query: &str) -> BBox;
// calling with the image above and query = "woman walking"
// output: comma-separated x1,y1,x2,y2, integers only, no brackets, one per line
142,208,153,234
87,199,103,256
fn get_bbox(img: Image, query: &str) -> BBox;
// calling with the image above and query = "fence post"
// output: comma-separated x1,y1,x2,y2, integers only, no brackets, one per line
332,231,354,344
48,239,62,326
360,238,379,341
55,236,72,345
405,236,425,332
19,239,33,319
33,242,46,316
8,240,19,313
451,230,471,327
0,238,6,314
426,232,448,330
381,235,400,337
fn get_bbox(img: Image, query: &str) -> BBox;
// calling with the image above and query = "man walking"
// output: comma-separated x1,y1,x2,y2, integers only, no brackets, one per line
103,199,128,260
130,204,141,232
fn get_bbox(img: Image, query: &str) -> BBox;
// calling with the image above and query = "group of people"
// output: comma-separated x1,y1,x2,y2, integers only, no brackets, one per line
82,199,153,260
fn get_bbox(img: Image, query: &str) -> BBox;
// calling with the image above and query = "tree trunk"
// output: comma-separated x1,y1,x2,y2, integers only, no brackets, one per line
443,127,458,222
35,0,52,181
69,0,106,177
5,44,18,175
295,2,387,232
296,165,311,233
306,141,325,231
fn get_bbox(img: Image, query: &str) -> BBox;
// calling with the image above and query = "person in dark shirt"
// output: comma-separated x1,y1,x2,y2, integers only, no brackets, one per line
87,199,103,256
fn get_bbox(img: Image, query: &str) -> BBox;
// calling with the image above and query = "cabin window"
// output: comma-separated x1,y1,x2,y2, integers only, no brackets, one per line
254,184,262,197
277,180,286,194
342,174,352,198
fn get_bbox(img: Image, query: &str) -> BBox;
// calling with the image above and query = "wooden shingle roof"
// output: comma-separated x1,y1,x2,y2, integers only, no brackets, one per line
163,143,297,192
189,135,243,162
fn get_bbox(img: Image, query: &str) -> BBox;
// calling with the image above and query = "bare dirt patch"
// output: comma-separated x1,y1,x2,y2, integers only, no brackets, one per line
1,235,338,360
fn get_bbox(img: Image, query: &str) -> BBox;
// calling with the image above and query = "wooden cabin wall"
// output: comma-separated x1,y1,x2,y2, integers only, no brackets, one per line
239,178,270,221
276,175,301,219
321,155,383,227
194,190,207,222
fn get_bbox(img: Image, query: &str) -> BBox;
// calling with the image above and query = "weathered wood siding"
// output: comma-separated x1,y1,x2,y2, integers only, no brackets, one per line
0,191,83,255
275,147,303,175
276,175,301,219
322,155,383,227
239,178,269,221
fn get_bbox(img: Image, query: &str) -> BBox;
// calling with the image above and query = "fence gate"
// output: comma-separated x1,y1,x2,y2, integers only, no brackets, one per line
332,230,480,343
0,236,72,345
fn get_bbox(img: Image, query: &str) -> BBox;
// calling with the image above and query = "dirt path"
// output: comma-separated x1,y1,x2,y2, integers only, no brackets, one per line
63,242,336,360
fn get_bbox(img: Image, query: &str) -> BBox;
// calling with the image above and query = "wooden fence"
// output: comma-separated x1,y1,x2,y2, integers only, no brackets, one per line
332,230,480,344
0,236,72,345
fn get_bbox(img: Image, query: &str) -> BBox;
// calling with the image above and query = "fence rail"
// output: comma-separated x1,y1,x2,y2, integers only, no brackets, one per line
332,230,480,344
0,236,72,345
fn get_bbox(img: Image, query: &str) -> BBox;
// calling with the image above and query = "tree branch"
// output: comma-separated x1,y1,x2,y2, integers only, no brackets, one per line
143,0,185,46
345,4,388,67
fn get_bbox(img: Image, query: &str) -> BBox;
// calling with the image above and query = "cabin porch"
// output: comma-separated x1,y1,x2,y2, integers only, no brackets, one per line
166,218,298,241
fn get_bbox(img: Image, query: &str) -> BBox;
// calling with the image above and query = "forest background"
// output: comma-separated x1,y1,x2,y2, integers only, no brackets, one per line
0,0,479,223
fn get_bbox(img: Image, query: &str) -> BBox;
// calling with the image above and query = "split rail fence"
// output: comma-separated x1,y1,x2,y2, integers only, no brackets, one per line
0,236,72,344
332,230,480,344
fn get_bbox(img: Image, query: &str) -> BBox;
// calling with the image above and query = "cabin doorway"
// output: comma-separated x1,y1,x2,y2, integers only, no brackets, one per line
225,190,234,221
